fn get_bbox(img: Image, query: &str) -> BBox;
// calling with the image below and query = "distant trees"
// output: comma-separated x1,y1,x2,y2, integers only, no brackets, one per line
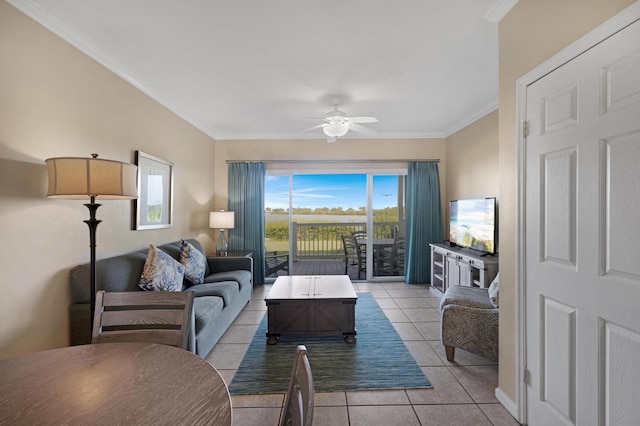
265,206,370,216
146,204,162,223
264,207,402,242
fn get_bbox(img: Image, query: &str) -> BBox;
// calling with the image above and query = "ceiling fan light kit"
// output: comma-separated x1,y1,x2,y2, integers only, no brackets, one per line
323,120,349,137
298,97,379,142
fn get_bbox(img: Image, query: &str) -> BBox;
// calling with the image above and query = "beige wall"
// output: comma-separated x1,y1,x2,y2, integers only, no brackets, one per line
445,110,499,236
0,2,216,359
497,0,635,402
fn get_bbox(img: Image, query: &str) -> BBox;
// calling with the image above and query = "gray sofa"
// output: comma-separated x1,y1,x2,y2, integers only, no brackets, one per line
69,239,253,357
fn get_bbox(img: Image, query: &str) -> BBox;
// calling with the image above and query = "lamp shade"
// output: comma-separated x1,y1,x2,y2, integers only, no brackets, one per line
46,155,137,200
323,120,349,137
209,211,235,229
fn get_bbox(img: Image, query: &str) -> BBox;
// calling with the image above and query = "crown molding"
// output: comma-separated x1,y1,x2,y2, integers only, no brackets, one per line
484,0,520,23
443,101,499,138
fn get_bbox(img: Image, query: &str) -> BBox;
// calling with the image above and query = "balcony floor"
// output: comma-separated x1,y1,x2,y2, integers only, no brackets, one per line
268,258,399,281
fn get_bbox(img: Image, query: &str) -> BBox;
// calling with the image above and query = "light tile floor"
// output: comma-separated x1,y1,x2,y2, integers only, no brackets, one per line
206,282,521,425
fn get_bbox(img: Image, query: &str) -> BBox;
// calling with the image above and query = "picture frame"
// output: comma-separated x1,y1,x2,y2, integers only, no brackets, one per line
134,151,173,230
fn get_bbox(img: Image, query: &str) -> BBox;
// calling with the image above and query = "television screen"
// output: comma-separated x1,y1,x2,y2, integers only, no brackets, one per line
449,198,497,254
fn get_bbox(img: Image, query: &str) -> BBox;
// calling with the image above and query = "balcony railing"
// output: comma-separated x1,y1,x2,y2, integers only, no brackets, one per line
290,221,399,260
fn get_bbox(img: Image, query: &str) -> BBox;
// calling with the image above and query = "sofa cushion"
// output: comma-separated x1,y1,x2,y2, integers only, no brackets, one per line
188,281,239,307
488,273,499,308
70,252,148,303
180,239,206,285
139,245,185,292
204,270,251,288
192,296,224,332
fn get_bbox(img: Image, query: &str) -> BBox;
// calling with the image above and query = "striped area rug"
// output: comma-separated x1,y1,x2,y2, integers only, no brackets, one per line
228,292,432,395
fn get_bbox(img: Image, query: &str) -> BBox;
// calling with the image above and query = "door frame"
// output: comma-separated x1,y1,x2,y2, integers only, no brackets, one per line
512,3,640,424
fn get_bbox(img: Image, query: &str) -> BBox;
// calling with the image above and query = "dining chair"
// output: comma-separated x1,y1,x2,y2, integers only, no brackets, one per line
280,345,314,426
92,290,195,350
265,249,290,277
390,233,407,274
376,233,405,276
341,234,359,276
351,236,367,280
351,229,367,243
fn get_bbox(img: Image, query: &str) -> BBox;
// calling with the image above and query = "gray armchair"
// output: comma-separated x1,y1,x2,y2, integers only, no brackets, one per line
440,285,498,363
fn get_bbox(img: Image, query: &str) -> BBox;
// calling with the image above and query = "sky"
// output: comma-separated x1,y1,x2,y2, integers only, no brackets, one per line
265,174,402,210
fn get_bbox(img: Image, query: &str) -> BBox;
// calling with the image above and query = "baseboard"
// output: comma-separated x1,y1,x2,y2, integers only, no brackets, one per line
495,387,519,422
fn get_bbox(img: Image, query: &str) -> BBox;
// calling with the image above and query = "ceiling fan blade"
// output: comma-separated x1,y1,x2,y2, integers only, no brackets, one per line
348,116,378,124
349,123,378,137
292,123,326,135
303,116,328,120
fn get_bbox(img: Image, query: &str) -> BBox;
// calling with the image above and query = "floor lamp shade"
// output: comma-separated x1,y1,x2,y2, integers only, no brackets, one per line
45,154,138,337
46,156,137,199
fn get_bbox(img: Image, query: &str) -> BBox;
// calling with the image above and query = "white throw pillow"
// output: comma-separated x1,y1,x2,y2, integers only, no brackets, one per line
139,245,185,291
488,273,499,308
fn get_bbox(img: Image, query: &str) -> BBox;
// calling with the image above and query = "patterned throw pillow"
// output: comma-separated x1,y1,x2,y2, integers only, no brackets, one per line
139,245,185,291
488,273,500,308
179,239,206,285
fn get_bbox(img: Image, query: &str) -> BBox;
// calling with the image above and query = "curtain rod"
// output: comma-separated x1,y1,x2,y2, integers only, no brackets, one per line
225,159,439,164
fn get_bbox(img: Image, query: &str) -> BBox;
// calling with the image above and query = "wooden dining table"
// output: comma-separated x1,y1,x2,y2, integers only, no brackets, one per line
0,342,232,425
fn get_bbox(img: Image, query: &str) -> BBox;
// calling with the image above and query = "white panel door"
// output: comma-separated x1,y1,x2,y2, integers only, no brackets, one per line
525,19,640,425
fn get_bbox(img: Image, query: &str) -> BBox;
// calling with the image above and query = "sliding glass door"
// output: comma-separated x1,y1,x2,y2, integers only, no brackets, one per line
371,175,406,278
264,170,406,281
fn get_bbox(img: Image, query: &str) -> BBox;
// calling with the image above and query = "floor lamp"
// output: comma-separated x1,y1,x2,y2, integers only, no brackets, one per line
46,154,137,332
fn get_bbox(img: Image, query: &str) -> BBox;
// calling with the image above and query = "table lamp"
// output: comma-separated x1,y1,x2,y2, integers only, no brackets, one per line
45,154,137,327
209,210,234,256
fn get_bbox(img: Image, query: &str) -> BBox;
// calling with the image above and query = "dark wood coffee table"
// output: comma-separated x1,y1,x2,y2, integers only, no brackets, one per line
265,275,358,344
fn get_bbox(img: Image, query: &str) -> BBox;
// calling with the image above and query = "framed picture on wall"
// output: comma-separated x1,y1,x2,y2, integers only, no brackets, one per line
134,151,173,230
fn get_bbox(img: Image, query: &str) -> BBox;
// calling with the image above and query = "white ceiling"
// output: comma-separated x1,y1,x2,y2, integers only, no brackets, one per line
9,0,517,140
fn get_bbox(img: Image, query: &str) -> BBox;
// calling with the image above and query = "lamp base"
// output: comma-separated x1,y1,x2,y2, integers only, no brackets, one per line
215,229,228,256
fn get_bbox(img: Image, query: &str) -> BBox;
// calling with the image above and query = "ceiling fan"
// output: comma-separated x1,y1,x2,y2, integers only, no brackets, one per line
299,98,379,143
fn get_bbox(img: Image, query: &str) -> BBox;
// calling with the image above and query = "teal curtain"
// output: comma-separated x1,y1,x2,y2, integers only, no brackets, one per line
228,162,266,285
405,162,443,284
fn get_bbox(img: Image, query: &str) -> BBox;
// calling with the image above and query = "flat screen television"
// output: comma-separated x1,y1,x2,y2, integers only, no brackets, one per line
449,197,497,254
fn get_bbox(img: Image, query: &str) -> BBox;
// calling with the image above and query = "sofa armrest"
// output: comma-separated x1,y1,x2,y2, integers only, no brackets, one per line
206,256,252,273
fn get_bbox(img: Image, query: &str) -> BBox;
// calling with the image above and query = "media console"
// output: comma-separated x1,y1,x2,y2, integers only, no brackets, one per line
429,243,498,293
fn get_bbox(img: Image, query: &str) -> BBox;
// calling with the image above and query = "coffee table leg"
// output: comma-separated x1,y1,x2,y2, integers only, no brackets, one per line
343,330,357,343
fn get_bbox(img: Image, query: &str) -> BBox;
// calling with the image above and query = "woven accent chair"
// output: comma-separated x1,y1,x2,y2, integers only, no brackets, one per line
440,285,498,363
281,345,314,426
92,290,195,350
